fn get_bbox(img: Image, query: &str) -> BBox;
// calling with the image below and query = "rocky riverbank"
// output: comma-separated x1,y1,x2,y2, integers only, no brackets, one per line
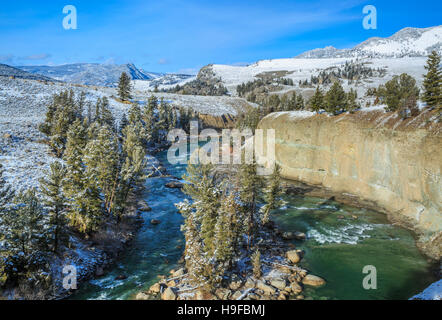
135,221,325,301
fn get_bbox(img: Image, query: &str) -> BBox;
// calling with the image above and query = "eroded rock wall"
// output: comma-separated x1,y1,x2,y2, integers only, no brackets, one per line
257,110,442,259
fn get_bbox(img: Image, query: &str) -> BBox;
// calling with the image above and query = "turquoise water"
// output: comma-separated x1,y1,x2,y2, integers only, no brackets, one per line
272,196,438,300
71,152,437,300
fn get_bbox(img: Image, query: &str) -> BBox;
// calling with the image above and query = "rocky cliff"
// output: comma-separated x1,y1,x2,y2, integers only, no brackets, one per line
257,109,442,260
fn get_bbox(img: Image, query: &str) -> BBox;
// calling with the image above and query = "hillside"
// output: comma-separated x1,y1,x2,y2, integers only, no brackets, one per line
199,26,441,96
19,63,157,87
0,64,54,81
297,26,442,58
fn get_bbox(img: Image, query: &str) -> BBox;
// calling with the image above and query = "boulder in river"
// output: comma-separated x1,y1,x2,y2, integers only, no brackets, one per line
115,275,128,281
138,201,152,212
287,250,301,264
257,281,276,295
95,267,104,277
302,274,326,287
150,219,161,225
161,287,177,300
135,292,150,300
282,232,296,240
165,181,183,189
294,231,306,240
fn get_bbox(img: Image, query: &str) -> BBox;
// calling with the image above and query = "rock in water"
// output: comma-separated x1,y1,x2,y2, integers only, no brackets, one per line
135,292,150,300
290,281,303,294
302,275,326,287
270,279,287,291
150,219,161,225
161,287,177,300
165,181,183,189
294,232,306,240
148,282,161,294
257,281,276,295
282,232,295,240
287,250,301,264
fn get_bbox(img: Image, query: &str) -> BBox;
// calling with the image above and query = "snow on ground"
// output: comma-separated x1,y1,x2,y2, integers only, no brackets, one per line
0,77,253,190
211,57,428,96
0,77,131,190
133,91,254,116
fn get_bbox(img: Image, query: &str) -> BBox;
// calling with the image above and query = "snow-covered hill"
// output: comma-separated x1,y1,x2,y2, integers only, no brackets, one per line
19,63,158,87
0,64,54,81
297,26,442,59
204,26,441,95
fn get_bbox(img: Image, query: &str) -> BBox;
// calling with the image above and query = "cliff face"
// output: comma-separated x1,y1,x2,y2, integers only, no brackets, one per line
257,109,442,259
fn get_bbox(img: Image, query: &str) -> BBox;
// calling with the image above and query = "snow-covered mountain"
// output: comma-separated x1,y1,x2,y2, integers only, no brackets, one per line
0,64,54,81
18,63,159,87
297,26,442,59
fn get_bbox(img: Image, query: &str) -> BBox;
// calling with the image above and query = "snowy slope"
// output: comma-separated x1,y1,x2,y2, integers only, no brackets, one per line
0,64,54,81
298,26,442,58
207,25,441,95
211,57,428,96
19,63,158,87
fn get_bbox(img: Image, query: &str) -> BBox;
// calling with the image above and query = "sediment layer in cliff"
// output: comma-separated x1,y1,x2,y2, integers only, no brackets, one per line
257,108,441,260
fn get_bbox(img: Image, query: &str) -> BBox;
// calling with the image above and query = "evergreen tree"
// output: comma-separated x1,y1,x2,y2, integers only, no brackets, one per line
214,193,238,264
115,123,147,219
309,86,324,112
346,88,359,113
378,73,420,112
84,125,119,216
39,162,68,253
251,249,262,279
238,155,263,247
260,164,285,225
325,81,347,115
0,189,47,285
295,94,305,110
422,51,442,109
118,72,132,101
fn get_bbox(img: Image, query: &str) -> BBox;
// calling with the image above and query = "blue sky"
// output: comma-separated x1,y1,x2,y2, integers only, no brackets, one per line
0,0,440,74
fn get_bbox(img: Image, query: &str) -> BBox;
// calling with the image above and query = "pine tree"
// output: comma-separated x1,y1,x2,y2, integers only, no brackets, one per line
261,164,285,225
309,86,324,112
325,81,347,115
346,88,359,113
423,51,442,109
214,193,238,264
118,72,132,101
295,94,305,110
39,162,68,253
251,249,262,279
84,125,119,216
115,123,147,219
63,119,102,234
0,189,48,285
238,155,263,247
182,161,221,256
4,190,46,256
378,73,420,112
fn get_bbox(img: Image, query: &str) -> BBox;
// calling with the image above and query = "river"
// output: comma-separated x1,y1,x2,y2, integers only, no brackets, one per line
71,150,437,300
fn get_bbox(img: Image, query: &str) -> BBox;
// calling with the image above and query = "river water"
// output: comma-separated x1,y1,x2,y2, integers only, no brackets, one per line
71,150,437,300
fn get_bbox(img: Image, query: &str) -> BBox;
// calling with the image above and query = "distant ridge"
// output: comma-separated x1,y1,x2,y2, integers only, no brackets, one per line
0,64,54,81
296,25,442,59
19,63,160,87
